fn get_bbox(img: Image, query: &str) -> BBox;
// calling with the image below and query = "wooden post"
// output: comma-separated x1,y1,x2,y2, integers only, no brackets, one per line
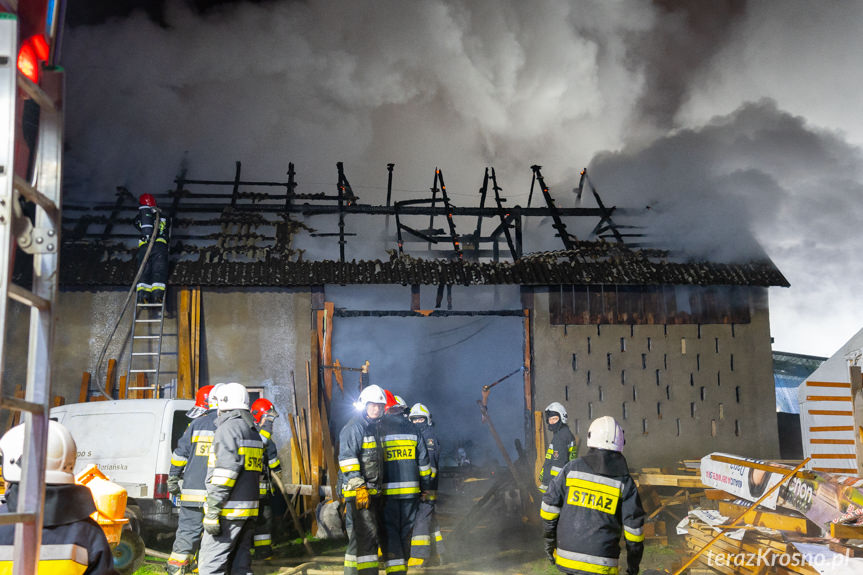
177,288,193,399
52,396,64,407
101,359,117,401
289,415,308,485
317,303,335,402
118,374,127,400
523,307,535,462
306,349,322,533
192,287,201,390
136,372,148,399
534,410,545,488
79,372,91,403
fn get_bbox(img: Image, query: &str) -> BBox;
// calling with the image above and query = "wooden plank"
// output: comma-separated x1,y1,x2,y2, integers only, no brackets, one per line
633,473,706,488
192,287,201,390
809,439,854,445
810,425,854,432
812,467,857,473
52,396,64,407
317,302,335,402
534,410,544,489
288,414,308,486
318,385,340,501
810,453,856,459
808,410,853,416
177,288,193,399
830,522,863,540
307,335,322,533
79,372,91,403
102,358,117,400
117,374,126,400
718,501,811,535
806,396,853,402
705,489,735,501
524,309,534,440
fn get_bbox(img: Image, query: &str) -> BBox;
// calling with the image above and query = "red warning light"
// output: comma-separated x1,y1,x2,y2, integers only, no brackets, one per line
17,34,49,84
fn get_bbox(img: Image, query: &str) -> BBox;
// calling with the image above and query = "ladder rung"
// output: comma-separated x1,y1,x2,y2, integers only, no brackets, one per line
0,395,46,415
7,283,50,311
129,369,158,373
127,386,158,390
135,319,162,323
132,352,159,356
17,73,57,112
133,335,160,339
13,175,59,225
0,512,37,525
136,303,163,307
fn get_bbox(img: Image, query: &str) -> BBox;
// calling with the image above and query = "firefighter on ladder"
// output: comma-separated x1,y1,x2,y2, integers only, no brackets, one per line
539,402,578,493
0,421,118,574
381,390,431,574
134,193,170,303
250,397,282,559
408,403,444,567
166,384,216,574
199,383,264,575
541,416,645,575
338,385,388,575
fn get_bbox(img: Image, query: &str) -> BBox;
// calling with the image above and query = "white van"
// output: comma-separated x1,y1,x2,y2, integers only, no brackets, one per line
51,398,195,536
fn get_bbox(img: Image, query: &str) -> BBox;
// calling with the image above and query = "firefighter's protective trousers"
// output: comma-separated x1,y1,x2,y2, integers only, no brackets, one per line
541,448,645,575
344,497,384,575
167,507,204,573
409,500,444,564
198,518,254,575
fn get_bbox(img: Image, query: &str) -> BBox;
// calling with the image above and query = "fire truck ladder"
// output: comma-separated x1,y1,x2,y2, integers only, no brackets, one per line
0,13,64,575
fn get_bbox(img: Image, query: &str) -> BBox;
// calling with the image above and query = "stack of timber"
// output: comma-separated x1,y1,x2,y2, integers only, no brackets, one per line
631,461,707,546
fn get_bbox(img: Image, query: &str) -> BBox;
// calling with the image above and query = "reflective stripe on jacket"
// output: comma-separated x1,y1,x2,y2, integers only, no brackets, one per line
541,448,645,575
205,409,263,519
170,410,217,507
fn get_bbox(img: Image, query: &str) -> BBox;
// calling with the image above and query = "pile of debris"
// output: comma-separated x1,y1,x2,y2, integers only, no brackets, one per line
637,453,863,575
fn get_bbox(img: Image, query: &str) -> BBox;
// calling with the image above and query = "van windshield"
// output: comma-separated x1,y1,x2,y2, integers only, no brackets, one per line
66,412,156,460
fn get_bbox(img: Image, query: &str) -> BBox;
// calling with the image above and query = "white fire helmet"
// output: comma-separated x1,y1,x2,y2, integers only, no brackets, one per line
394,395,408,410
216,382,250,411
586,416,625,452
0,421,77,484
355,384,387,411
208,383,225,410
545,402,568,424
409,403,432,425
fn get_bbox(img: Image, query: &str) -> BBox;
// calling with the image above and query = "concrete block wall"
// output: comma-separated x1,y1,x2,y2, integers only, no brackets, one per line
532,287,780,469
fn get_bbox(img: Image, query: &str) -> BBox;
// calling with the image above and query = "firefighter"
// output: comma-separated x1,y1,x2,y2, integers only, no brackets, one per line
380,391,432,574
134,193,170,303
0,421,118,574
338,384,388,575
407,403,444,567
249,397,282,559
198,382,264,575
539,402,578,493
165,384,216,574
541,416,645,575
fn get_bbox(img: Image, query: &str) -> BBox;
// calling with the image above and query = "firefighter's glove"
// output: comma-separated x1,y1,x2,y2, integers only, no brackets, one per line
203,515,221,536
543,532,556,565
167,475,182,497
355,485,371,509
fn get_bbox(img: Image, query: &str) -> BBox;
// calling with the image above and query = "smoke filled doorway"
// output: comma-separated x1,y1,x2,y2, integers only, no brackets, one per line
329,314,527,468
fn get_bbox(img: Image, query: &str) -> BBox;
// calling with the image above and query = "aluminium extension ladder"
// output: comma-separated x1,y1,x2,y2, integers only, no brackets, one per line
126,296,168,398
0,12,64,575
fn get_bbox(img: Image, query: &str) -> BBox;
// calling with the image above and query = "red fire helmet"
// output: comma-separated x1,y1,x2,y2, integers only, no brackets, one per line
139,193,156,206
250,398,275,424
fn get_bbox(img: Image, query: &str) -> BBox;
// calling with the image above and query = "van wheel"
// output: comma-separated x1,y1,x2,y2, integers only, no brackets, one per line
125,504,143,534
113,529,145,575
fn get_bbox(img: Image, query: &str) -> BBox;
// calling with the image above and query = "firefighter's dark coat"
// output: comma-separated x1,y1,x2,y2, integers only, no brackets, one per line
541,448,645,575
540,422,577,493
170,409,218,507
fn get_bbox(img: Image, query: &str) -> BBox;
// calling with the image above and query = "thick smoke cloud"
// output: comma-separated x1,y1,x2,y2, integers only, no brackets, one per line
62,1,863,355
